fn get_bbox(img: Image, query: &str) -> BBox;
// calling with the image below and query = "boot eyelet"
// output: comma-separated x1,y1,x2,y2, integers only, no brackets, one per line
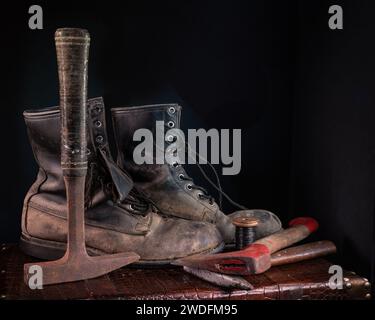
186,184,193,191
96,135,104,144
129,204,135,211
168,106,176,114
95,120,102,128
178,174,184,180
86,148,91,156
172,162,179,168
167,121,175,128
95,106,102,113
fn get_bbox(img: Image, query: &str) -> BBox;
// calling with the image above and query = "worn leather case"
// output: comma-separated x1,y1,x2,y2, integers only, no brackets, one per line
0,244,371,300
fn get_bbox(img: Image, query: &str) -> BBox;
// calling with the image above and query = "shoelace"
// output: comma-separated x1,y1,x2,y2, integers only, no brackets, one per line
169,140,248,211
196,160,247,211
88,132,247,213
177,168,215,205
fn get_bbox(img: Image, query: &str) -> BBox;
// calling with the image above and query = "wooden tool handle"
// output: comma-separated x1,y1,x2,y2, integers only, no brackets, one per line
254,217,319,254
55,28,90,177
270,240,336,266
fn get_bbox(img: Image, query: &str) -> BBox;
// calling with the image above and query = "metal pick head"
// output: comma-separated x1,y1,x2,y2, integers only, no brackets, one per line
24,251,140,286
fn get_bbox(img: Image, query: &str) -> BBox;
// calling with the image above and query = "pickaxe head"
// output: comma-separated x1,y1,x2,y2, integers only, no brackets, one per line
24,250,140,286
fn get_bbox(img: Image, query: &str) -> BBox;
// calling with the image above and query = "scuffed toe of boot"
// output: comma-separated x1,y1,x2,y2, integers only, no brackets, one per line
183,220,225,256
227,209,283,243
138,214,225,264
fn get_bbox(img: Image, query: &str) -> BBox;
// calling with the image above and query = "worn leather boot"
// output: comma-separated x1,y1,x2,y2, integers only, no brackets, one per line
20,98,224,265
111,104,282,244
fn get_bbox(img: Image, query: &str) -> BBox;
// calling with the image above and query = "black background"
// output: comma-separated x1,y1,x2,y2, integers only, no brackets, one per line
0,0,374,283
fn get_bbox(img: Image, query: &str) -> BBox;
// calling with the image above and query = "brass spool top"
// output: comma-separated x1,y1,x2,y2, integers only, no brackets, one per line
232,216,259,228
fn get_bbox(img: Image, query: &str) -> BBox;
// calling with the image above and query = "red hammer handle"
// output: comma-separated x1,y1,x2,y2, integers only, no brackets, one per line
254,217,319,254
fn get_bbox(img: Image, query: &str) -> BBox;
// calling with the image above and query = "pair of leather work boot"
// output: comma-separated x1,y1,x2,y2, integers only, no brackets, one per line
21,97,282,265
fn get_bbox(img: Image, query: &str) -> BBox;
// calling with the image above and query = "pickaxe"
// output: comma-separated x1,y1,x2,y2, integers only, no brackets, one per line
24,28,139,286
174,217,319,275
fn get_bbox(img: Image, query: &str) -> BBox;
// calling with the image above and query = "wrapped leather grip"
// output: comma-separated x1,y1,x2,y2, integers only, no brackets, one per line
55,28,90,176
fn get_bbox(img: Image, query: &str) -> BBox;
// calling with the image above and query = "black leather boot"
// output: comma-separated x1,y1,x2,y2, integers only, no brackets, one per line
111,104,283,244
21,98,224,265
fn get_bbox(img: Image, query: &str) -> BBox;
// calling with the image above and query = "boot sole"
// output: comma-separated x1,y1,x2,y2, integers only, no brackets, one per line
20,233,224,267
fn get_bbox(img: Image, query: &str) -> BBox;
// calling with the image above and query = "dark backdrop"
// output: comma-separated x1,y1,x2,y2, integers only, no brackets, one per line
0,1,374,283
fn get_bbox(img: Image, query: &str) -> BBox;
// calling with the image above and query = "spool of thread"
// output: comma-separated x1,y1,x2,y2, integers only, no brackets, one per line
232,216,259,250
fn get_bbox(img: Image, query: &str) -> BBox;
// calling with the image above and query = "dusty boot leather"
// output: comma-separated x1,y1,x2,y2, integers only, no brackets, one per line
20,98,224,265
111,104,282,243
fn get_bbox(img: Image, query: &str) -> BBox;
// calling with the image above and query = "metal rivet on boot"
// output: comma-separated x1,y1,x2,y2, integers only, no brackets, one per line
168,106,176,114
167,121,175,128
95,120,102,128
96,135,104,143
166,135,174,142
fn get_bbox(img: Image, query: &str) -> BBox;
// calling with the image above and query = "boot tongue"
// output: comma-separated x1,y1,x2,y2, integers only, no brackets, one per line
98,148,134,202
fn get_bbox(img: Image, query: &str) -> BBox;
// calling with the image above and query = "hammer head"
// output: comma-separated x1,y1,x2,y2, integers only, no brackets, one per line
174,243,271,275
24,251,140,286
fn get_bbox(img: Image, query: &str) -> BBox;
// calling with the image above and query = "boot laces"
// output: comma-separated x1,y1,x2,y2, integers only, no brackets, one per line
169,140,248,211
177,168,215,205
